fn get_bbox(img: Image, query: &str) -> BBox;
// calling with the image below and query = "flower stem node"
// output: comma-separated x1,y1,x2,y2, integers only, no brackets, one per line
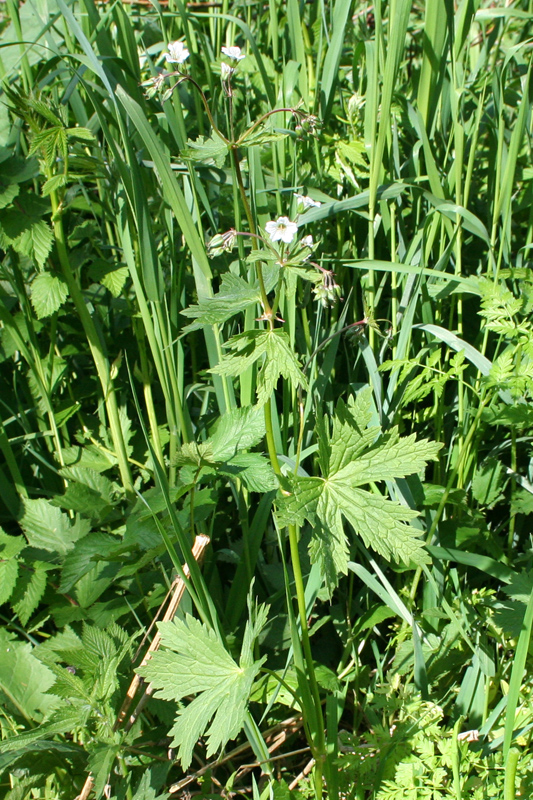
313,271,342,307
265,216,298,245
163,41,190,64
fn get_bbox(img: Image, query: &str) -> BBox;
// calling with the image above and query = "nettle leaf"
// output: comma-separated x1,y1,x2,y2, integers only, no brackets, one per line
0,201,54,269
185,132,229,168
276,389,441,593
210,405,266,460
101,266,128,297
11,561,51,626
60,532,122,593
175,406,276,491
139,610,267,769
212,330,308,406
88,744,121,799
0,530,25,605
31,272,68,319
20,498,89,556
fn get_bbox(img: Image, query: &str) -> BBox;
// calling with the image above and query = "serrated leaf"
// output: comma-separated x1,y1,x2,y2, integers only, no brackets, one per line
29,127,68,164
101,266,128,297
220,453,277,492
88,744,121,799
60,532,121,593
132,769,169,800
11,562,50,625
0,194,53,268
139,613,266,769
211,330,308,406
0,704,87,752
59,466,114,504
242,127,289,147
66,126,96,144
210,405,266,460
0,629,58,723
16,219,54,269
0,530,25,605
185,132,229,167
181,273,262,332
276,390,440,593
31,272,68,318
19,498,86,556
0,182,19,208
41,173,67,197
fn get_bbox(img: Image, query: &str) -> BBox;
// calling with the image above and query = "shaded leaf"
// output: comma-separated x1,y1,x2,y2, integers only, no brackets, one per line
31,272,68,319
0,629,58,723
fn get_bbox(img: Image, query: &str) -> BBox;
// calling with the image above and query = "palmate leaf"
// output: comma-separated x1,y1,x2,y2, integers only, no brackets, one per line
211,330,308,406
276,389,441,593
139,609,267,769
185,132,229,168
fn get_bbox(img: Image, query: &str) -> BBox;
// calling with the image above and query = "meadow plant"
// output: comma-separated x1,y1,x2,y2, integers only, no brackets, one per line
0,1,532,798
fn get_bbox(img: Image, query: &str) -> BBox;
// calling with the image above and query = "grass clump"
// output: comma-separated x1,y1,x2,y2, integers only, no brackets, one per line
0,0,532,798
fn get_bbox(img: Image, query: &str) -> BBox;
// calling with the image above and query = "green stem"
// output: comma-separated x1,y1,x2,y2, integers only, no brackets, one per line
288,522,326,797
409,395,489,603
49,190,134,497
231,148,270,313
504,748,520,800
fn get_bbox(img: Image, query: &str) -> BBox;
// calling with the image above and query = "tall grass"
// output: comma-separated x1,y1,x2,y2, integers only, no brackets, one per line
0,0,532,797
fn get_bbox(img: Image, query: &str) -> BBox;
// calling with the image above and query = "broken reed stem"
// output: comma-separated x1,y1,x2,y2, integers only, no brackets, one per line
114,534,210,731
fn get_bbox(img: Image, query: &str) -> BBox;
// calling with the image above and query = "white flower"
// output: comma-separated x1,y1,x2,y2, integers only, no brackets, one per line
265,216,298,244
163,41,190,64
294,193,321,210
221,62,234,80
301,235,314,247
221,45,245,61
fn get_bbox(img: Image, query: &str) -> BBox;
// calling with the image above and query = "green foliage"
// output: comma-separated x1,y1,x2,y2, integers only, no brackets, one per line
139,600,268,769
0,0,532,796
277,390,440,592
212,329,308,406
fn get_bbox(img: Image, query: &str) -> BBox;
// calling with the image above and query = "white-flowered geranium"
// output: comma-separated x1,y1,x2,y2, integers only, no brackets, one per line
221,45,245,61
221,62,234,80
265,217,298,245
163,41,190,64
301,235,314,247
294,193,321,210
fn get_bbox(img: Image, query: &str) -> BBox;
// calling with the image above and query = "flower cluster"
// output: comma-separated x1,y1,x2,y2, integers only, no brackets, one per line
313,270,342,308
